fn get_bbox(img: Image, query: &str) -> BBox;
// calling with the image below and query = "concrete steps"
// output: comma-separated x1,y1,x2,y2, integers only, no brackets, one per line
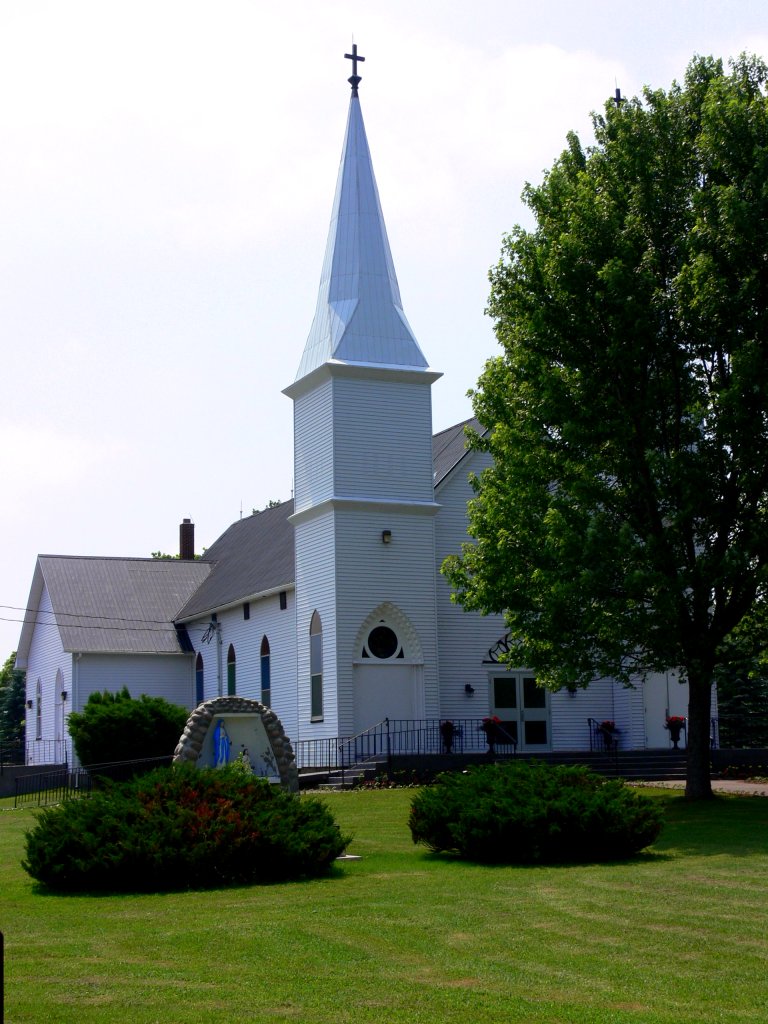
526,750,690,781
308,750,693,789
317,758,390,790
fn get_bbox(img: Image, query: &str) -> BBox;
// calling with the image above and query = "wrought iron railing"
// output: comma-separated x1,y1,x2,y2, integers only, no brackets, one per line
25,739,68,766
587,718,621,754
294,717,517,774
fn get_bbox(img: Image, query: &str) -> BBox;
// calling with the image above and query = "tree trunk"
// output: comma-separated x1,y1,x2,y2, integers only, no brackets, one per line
685,672,715,800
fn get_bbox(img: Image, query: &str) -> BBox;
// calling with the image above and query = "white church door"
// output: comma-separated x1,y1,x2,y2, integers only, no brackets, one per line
490,673,551,752
353,663,422,734
352,605,425,735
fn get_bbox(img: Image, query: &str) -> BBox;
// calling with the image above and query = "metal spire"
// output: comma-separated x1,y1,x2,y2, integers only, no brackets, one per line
292,44,430,382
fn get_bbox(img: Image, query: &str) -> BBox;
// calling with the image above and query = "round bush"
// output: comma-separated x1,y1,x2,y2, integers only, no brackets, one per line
23,764,350,892
409,762,663,863
67,687,188,768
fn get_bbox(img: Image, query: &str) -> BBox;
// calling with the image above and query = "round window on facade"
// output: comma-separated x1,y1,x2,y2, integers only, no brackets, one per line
366,625,400,660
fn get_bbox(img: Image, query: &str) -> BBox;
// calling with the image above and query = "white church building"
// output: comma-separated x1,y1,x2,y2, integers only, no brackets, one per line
16,53,689,769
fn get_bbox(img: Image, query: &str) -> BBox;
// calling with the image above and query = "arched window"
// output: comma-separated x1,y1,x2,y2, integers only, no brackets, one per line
55,669,65,744
227,644,236,696
195,652,204,705
35,678,42,741
310,611,323,721
260,636,271,708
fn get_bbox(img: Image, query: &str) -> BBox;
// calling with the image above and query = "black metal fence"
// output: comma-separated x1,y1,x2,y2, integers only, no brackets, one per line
12,755,175,808
14,768,92,808
295,717,517,772
0,740,24,769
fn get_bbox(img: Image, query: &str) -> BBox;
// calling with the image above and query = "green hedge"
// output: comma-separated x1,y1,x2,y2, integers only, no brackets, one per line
409,762,663,863
67,687,188,768
23,764,349,892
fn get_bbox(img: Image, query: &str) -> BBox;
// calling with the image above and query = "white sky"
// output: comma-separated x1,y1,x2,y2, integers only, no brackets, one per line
2,0,766,657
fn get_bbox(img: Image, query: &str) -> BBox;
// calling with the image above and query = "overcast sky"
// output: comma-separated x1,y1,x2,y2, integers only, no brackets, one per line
2,0,766,658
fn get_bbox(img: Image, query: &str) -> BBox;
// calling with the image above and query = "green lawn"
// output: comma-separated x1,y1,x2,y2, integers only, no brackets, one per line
1,788,767,1024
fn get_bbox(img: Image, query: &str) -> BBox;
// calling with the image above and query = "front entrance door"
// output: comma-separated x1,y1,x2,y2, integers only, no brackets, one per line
490,674,550,752
353,664,422,735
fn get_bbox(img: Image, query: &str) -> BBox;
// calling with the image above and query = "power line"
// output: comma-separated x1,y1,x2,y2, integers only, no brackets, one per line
0,605,216,636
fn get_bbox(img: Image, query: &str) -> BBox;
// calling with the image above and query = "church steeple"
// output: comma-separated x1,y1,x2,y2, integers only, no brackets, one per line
294,50,429,382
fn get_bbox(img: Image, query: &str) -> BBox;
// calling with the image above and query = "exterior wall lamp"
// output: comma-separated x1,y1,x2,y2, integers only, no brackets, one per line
464,684,475,695
26,699,34,709
61,691,68,702
381,530,392,544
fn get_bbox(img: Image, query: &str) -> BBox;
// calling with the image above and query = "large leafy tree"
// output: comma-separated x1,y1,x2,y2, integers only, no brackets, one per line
444,55,768,800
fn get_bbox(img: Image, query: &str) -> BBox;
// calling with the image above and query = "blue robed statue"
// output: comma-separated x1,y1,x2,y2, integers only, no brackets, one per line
213,719,231,766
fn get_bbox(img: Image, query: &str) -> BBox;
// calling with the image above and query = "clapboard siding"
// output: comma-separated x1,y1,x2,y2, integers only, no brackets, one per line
293,378,334,512
185,589,298,744
294,510,338,740
334,506,440,735
25,585,72,764
77,653,195,710
333,377,434,502
434,449,507,719
550,679,629,751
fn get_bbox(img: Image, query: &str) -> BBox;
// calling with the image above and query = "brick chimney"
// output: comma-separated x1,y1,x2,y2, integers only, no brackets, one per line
179,518,195,560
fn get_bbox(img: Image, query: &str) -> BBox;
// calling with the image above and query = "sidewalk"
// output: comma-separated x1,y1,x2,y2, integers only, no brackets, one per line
638,779,768,797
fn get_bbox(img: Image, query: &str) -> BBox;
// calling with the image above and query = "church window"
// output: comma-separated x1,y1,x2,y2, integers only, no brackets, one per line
227,644,236,696
260,635,271,708
243,602,250,620
36,678,42,740
195,652,204,704
363,624,402,660
55,669,65,744
310,611,323,721
279,591,287,610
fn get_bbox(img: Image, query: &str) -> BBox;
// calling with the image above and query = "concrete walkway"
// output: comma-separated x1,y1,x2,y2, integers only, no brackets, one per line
636,779,768,797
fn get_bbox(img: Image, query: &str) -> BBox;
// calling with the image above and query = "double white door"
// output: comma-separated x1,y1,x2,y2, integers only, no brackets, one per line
490,674,550,751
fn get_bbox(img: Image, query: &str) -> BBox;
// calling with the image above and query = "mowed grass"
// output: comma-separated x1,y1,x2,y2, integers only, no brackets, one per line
1,788,767,1024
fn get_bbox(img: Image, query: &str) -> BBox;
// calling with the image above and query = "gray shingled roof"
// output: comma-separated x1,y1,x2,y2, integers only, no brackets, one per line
24,555,212,657
176,500,295,621
433,417,481,487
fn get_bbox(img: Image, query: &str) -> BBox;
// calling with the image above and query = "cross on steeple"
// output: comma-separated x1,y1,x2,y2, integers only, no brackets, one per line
613,86,625,108
345,43,365,95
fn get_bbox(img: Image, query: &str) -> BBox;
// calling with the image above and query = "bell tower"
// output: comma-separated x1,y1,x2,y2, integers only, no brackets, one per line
284,48,441,738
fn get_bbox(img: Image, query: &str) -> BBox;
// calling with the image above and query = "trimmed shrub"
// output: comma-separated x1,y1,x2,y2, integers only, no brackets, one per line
409,762,663,863
67,687,188,767
23,764,350,892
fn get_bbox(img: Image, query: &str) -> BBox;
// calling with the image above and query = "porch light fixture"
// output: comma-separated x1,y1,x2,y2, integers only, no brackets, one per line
26,699,33,709
381,530,392,544
464,684,475,695
61,691,68,702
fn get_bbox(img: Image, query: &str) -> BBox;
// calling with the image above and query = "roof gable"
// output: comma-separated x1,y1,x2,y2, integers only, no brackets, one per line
18,556,211,660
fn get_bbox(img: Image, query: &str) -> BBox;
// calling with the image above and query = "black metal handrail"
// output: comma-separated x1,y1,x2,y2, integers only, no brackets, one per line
587,718,621,756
